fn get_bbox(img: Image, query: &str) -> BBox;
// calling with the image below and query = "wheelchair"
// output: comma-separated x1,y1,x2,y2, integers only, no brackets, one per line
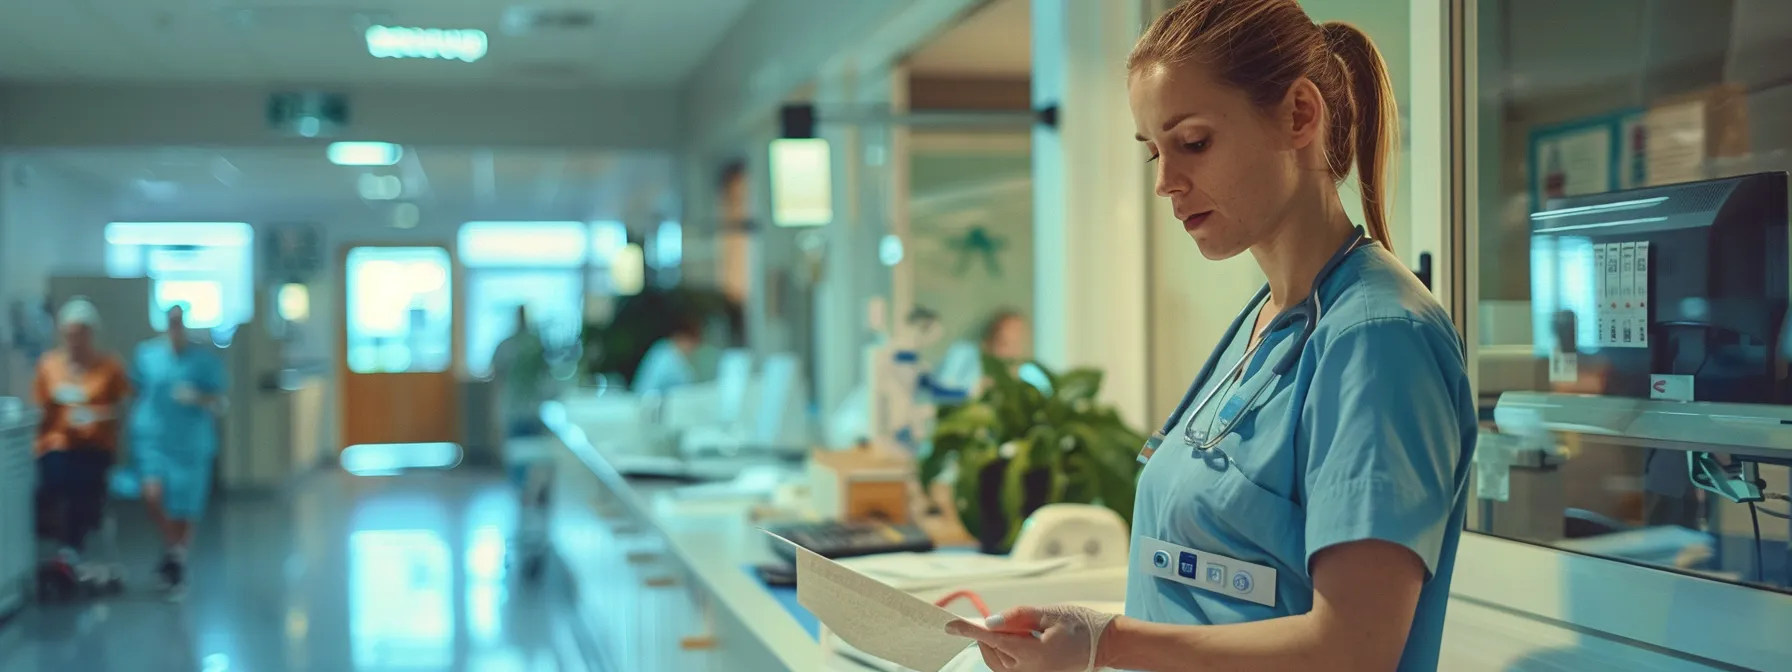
33,486,126,601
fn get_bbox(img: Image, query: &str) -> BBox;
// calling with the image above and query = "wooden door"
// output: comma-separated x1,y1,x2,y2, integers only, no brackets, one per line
336,245,460,449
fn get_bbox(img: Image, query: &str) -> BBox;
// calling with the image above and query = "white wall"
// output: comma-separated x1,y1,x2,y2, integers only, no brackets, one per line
0,158,113,300
0,84,684,150
683,0,918,154
0,157,118,394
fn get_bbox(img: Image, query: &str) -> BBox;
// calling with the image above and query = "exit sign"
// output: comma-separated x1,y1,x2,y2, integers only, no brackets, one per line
267,92,349,138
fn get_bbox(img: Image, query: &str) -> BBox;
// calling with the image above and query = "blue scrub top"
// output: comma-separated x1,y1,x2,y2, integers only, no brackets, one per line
128,337,228,458
1126,245,1477,672
633,339,695,396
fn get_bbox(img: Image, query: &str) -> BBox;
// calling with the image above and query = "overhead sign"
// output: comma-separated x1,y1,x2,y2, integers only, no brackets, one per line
267,91,348,138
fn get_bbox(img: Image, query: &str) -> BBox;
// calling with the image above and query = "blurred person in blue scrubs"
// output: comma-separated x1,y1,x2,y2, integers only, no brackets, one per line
129,304,228,597
946,2,1476,671
492,305,553,439
491,305,558,574
632,316,703,396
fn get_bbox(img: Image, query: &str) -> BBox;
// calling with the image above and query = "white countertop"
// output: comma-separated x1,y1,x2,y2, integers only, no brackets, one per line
544,399,1737,672
545,400,823,671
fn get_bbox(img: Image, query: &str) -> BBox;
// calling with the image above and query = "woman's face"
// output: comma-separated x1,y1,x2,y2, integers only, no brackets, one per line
61,324,93,354
1128,62,1314,261
986,317,1030,361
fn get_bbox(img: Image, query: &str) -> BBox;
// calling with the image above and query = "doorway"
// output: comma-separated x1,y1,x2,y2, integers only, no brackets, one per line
337,245,459,449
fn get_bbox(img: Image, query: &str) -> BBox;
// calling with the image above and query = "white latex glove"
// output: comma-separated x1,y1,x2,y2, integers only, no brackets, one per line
946,605,1118,672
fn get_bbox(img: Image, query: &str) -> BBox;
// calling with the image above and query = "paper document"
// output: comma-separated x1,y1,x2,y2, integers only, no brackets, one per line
840,552,1077,591
767,531,971,672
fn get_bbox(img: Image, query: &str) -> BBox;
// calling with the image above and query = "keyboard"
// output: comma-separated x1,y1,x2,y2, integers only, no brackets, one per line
768,520,936,563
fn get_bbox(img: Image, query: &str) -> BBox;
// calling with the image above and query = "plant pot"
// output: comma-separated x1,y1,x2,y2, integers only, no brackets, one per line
975,457,1055,555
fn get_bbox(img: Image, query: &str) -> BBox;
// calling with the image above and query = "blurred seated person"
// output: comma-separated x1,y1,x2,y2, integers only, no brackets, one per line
928,309,1032,400
633,317,704,396
979,309,1031,363
33,297,132,572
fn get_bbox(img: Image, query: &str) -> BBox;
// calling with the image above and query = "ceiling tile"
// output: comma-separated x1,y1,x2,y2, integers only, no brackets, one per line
0,0,755,87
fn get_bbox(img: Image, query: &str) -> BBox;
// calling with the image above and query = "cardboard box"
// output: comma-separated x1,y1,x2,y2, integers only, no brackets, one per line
808,446,914,524
1643,83,1751,186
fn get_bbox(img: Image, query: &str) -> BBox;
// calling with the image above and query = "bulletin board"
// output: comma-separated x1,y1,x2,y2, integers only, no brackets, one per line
1527,109,1646,214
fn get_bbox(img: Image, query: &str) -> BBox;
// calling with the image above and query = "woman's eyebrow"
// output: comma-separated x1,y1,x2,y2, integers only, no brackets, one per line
1134,112,1205,142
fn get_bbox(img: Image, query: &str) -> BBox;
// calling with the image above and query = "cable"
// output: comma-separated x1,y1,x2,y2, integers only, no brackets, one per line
934,590,993,618
1749,502,1765,583
1756,507,1792,521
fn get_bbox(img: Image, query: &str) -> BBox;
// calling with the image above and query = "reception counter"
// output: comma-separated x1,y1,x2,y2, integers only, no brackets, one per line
542,400,1742,671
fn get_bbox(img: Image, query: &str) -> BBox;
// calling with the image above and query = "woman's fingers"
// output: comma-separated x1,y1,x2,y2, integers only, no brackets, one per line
947,621,1037,651
985,606,1046,633
977,643,1019,672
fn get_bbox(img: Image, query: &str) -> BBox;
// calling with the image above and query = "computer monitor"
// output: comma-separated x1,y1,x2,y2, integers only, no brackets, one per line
1529,171,1789,403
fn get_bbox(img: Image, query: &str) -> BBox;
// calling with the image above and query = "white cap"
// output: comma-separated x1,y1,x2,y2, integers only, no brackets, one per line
57,296,101,331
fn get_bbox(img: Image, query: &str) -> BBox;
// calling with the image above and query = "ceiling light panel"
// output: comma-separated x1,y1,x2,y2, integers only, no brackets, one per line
329,142,403,167
365,25,488,63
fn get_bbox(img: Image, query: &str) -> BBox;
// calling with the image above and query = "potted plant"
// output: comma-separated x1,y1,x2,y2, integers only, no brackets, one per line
919,356,1147,554
581,286,744,386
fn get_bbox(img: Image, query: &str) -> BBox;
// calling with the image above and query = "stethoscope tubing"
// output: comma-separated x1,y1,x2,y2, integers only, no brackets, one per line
1151,228,1373,453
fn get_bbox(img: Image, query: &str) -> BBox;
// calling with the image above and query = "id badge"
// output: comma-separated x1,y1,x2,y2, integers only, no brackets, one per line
53,383,88,405
1138,536,1278,608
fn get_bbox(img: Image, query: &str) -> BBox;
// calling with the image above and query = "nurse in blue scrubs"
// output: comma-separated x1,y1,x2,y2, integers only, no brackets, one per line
632,317,704,396
129,304,228,596
946,2,1477,671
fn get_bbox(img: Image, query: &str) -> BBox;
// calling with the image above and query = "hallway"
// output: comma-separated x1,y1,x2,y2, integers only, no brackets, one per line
0,468,601,672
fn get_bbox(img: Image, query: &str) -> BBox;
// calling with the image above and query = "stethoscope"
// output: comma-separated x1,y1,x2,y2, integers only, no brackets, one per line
1138,227,1374,463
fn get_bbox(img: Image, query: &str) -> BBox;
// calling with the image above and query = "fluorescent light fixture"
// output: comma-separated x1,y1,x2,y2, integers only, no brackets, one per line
105,222,253,247
357,173,404,200
278,283,311,323
329,142,403,166
591,220,628,261
366,25,488,63
653,221,682,269
392,203,421,229
458,221,588,268
878,234,904,266
770,138,832,227
612,244,645,295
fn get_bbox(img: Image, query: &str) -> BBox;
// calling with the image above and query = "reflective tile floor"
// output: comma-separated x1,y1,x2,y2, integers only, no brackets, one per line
0,469,601,672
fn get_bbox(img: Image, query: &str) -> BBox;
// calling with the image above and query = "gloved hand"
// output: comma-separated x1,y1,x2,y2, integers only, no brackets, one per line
945,605,1118,672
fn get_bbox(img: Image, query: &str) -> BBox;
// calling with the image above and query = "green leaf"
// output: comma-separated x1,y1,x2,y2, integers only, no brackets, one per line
999,442,1033,549
936,402,998,437
1054,368,1104,402
953,443,999,540
917,434,960,486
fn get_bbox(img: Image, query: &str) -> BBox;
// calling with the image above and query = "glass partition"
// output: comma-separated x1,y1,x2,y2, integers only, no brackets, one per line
909,130,1033,367
1471,0,1791,594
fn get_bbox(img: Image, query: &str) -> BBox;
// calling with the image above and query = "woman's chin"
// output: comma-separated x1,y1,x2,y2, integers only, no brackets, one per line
1187,231,1245,261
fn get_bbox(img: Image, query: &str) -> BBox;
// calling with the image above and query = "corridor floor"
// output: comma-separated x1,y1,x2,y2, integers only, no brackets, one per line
0,468,600,672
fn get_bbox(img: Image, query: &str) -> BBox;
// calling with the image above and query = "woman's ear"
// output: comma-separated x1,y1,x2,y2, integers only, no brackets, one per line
1282,77,1326,150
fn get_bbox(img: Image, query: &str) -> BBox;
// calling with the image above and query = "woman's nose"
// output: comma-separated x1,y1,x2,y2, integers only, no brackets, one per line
1154,161,1185,198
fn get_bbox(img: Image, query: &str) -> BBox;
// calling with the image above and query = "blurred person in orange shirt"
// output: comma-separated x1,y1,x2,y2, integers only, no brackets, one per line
33,297,132,571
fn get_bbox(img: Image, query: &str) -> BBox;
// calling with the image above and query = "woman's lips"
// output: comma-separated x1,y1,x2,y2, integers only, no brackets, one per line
1181,211,1212,232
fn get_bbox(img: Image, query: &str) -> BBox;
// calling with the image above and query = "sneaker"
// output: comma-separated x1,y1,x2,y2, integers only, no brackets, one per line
156,554,185,590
